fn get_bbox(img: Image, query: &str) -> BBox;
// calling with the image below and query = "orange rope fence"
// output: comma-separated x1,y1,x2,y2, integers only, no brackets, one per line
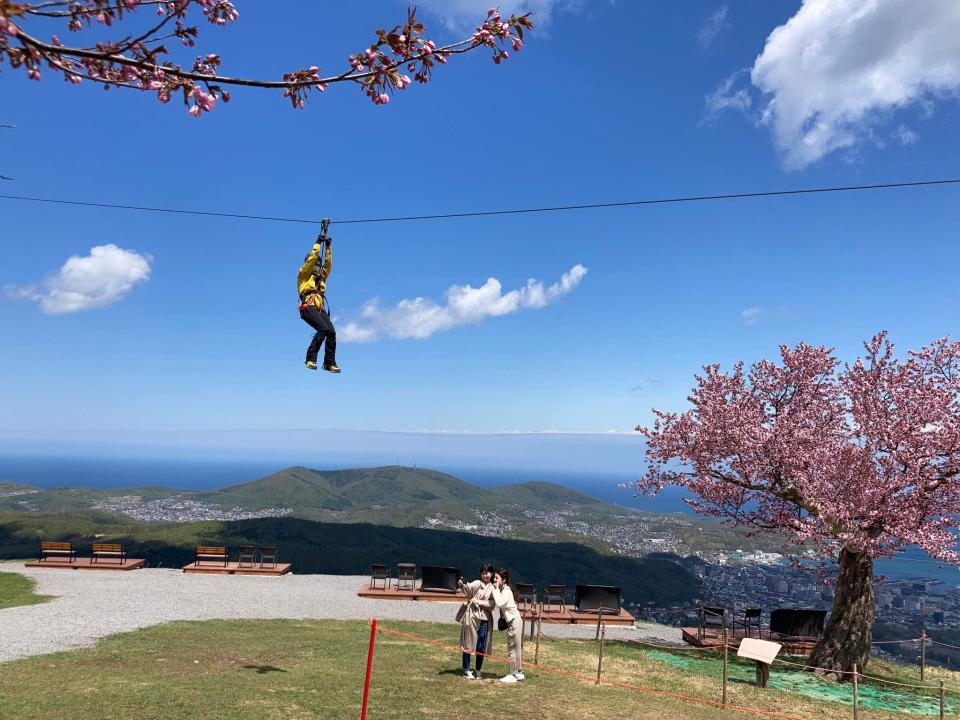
376,623,808,720
532,620,960,697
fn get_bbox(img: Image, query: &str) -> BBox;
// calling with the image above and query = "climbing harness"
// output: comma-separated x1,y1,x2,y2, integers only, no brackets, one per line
298,217,331,312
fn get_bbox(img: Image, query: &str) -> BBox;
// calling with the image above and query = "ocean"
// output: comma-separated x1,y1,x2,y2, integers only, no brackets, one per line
0,454,953,585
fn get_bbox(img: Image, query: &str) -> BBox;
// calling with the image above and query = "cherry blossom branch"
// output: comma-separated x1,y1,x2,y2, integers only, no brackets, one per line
0,2,534,116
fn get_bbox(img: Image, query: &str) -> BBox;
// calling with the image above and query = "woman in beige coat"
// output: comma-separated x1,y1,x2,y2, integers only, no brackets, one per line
492,568,525,683
458,563,495,679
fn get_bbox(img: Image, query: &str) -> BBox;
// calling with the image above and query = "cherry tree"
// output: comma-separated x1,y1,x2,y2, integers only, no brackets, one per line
636,333,960,677
0,2,533,116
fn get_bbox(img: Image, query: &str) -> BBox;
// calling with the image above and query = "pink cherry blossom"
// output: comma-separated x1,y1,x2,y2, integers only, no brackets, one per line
637,332,960,675
2,3,534,117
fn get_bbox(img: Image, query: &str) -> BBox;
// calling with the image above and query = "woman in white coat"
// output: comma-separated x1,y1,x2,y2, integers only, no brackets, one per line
491,568,525,683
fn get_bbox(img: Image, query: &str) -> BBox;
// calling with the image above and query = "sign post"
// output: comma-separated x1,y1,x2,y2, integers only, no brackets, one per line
737,638,782,689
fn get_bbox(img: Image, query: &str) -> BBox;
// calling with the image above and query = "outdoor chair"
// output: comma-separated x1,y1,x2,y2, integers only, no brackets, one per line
258,546,278,568
698,604,726,642
396,563,417,591
543,584,567,612
238,545,257,568
370,563,391,590
733,607,763,639
515,583,538,610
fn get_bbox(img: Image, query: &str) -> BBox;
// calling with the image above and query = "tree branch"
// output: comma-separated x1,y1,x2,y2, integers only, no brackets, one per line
15,29,477,90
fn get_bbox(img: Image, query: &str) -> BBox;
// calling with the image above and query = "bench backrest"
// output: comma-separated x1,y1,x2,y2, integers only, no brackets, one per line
92,543,124,553
40,541,73,551
196,545,227,555
769,608,826,638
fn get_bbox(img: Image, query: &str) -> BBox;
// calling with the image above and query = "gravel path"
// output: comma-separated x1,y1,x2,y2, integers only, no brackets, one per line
0,563,682,663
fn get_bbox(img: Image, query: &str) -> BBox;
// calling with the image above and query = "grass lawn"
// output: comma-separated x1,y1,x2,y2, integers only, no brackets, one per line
0,571,53,609
0,618,954,720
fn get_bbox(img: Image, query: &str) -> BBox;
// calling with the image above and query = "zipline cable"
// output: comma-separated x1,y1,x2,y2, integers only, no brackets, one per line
0,177,958,227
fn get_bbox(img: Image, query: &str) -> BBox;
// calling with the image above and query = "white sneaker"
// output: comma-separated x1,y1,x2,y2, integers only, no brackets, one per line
500,673,518,683
514,672,525,681
463,669,476,679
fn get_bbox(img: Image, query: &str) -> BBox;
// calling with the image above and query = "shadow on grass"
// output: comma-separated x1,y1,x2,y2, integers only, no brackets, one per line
242,665,287,674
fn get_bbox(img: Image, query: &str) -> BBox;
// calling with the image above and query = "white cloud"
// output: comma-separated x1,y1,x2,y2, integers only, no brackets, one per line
741,306,761,326
706,0,960,168
413,0,581,30
896,124,920,145
697,5,729,49
341,264,587,342
704,69,752,121
6,244,151,314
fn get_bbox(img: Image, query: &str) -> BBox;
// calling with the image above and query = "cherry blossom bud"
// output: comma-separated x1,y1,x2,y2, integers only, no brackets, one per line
221,90,231,103
189,104,201,117
51,35,62,46
488,8,497,16
377,92,390,104
27,67,41,81
308,66,319,74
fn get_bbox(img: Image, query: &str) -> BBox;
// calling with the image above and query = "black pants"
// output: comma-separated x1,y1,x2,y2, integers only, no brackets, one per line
300,305,337,367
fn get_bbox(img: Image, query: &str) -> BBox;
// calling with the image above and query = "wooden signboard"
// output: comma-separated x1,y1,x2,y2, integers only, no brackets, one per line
737,638,782,688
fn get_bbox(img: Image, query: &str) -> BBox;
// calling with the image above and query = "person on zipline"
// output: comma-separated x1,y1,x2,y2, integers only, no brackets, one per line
298,223,340,373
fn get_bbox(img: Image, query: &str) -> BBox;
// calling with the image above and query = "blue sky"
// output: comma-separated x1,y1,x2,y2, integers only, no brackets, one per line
1,1,959,469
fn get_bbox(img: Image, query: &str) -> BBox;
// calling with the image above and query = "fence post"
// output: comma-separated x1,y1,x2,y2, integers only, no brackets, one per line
595,604,604,640
360,618,378,720
852,663,859,720
939,679,945,720
921,631,928,681
596,621,606,685
722,623,728,705
534,616,542,665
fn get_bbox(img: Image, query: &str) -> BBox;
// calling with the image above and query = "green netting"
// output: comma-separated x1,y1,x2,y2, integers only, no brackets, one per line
646,650,955,716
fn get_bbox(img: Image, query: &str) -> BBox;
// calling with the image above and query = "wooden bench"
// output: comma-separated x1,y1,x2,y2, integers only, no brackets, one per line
195,545,228,566
40,541,77,563
92,543,127,564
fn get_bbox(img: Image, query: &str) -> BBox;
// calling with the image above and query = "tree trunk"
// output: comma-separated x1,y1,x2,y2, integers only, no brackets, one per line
806,548,874,680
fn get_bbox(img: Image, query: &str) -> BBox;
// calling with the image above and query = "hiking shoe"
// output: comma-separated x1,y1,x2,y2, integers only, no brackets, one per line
499,673,518,683
514,672,525,681
305,360,318,370
323,364,341,374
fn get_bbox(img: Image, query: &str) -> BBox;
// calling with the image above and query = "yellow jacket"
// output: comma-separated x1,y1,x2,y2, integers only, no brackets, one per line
298,241,332,308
